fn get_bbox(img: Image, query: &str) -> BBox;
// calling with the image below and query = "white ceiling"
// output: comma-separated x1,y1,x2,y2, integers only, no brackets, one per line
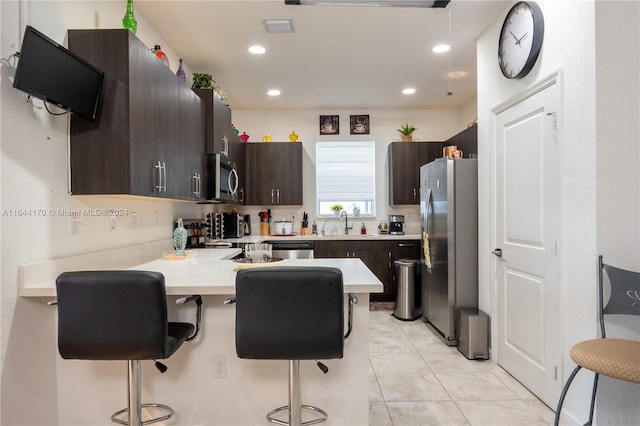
135,0,508,111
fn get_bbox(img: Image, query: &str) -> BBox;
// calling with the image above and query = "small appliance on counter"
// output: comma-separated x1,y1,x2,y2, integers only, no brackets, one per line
389,215,405,235
222,212,244,238
173,219,207,248
205,212,245,242
273,219,294,236
378,220,388,234
243,214,251,235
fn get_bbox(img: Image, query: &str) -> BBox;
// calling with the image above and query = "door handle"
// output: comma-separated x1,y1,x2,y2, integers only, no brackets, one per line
492,248,503,257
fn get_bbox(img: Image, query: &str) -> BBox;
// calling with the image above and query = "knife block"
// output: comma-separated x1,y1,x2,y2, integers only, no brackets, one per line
260,222,270,236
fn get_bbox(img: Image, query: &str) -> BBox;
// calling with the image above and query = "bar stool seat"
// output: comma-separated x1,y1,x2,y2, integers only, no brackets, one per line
55,270,197,426
228,266,356,426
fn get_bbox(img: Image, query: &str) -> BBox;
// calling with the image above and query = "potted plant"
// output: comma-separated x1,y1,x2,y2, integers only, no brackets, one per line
397,123,417,142
330,203,344,216
191,73,229,103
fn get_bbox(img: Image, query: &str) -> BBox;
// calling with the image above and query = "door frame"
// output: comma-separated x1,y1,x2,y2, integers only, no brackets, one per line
489,70,565,396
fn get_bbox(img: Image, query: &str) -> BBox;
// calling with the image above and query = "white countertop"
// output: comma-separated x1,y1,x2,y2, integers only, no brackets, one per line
229,233,420,244
19,248,383,297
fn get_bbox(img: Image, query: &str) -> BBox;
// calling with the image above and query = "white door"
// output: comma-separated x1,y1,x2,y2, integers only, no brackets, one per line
493,77,560,408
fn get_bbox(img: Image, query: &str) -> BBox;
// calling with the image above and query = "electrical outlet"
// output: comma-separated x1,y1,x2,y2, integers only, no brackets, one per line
212,355,226,379
132,212,137,227
71,217,80,234
108,214,117,230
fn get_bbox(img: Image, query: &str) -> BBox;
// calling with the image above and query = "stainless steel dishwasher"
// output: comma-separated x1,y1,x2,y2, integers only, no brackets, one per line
265,241,314,259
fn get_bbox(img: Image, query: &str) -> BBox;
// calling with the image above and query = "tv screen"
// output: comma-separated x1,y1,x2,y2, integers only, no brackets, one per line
13,25,104,122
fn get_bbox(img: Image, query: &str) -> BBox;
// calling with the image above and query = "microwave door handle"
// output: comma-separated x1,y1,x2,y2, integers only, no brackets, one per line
229,168,239,196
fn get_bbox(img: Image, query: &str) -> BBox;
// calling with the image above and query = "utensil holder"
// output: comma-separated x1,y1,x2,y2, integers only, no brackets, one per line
260,222,270,236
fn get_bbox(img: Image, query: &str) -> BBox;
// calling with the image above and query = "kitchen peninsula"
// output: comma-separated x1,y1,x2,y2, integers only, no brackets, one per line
19,245,381,425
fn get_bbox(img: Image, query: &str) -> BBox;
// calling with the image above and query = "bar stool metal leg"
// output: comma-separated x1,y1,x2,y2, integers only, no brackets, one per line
111,360,174,426
267,360,328,426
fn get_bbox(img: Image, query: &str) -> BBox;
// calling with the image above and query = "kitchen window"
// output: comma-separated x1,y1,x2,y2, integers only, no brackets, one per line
315,140,375,216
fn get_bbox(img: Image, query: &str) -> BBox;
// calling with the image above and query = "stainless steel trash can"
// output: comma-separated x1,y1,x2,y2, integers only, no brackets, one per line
393,259,421,320
457,307,489,360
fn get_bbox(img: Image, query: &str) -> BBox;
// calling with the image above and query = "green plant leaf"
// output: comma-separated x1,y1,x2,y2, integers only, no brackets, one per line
397,123,417,135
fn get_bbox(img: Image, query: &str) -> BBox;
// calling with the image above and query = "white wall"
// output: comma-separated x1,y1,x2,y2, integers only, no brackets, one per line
477,1,638,425
594,1,640,424
232,108,461,235
0,2,199,424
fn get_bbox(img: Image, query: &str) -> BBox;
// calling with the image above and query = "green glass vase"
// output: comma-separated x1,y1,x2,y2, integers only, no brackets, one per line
122,0,137,34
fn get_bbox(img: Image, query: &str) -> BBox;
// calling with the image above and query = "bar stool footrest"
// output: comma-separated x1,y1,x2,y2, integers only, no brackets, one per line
111,403,174,426
267,404,328,426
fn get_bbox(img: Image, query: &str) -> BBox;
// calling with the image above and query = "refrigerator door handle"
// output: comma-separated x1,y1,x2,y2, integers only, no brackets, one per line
423,188,433,273
425,188,432,231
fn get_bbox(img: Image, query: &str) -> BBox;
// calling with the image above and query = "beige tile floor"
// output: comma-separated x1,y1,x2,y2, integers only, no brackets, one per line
368,310,556,426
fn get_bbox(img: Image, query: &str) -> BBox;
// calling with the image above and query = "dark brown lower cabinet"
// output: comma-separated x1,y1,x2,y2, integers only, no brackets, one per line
314,239,420,302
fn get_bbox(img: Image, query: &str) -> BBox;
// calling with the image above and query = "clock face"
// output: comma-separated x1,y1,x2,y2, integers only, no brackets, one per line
498,1,544,79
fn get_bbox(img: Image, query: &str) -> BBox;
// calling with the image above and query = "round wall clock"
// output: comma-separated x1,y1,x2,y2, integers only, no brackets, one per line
498,1,544,79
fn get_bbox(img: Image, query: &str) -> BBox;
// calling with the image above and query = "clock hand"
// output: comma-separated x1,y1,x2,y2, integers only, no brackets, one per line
509,30,519,43
516,32,529,45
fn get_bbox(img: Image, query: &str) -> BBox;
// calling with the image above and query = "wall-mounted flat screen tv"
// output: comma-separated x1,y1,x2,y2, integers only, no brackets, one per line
13,25,105,122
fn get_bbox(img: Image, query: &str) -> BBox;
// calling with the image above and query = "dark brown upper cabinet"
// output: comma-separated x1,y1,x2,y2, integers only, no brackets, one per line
68,29,205,201
388,141,443,205
244,142,302,205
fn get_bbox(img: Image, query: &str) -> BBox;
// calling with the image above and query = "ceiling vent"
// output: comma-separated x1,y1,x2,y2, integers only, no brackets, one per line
262,18,296,33
284,0,449,7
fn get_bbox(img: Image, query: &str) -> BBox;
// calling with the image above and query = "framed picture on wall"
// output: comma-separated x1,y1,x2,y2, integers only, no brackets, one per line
319,115,339,134
350,115,369,135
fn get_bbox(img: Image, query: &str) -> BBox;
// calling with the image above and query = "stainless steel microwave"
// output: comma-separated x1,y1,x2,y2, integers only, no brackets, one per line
206,154,238,202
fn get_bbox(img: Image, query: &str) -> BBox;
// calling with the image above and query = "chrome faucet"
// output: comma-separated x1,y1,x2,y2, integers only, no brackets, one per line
340,210,353,235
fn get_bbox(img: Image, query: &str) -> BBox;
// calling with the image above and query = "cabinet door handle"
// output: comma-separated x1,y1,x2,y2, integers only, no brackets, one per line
197,173,201,197
398,243,415,247
388,252,392,269
239,188,244,203
277,189,280,204
154,161,162,192
162,162,167,193
271,189,274,204
192,173,200,197
413,188,417,203
222,136,229,156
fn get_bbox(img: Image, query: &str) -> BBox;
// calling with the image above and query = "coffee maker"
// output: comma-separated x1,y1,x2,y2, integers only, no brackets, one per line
389,215,405,235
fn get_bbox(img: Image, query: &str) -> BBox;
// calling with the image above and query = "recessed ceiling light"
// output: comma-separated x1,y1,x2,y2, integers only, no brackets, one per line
402,88,416,95
267,89,281,96
249,45,266,54
432,44,450,53
447,70,467,78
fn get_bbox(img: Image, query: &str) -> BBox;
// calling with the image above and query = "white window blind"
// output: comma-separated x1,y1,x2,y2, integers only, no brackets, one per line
316,140,375,215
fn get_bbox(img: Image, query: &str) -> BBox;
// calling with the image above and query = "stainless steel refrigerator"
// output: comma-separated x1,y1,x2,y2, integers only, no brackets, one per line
420,157,478,345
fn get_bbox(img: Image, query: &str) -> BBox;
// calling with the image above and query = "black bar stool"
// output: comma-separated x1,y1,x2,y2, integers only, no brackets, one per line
227,266,357,426
54,270,200,426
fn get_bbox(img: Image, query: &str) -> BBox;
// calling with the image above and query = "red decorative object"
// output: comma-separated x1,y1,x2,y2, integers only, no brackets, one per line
152,45,170,68
240,132,250,142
